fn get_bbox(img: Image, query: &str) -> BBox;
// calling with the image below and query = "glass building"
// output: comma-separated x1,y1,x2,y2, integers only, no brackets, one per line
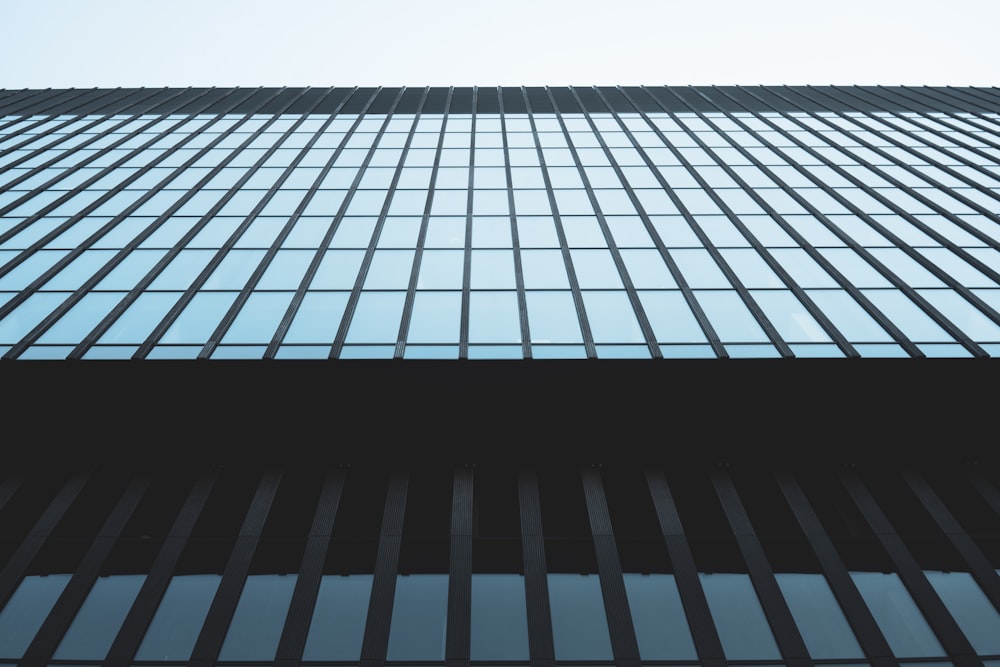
0,86,999,667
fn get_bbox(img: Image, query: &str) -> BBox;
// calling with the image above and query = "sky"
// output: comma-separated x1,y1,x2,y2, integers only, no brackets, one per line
1,0,998,89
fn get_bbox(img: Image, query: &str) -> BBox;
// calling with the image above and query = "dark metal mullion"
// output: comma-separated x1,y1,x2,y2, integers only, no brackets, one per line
2,89,279,359
289,86,412,360
635,88,857,357
937,86,1000,115
556,87,662,359
707,86,985,357
132,88,335,359
19,475,151,667
445,467,473,667
871,87,1000,171
774,471,896,665
391,89,452,360
788,86,1000,250
710,470,812,666
892,85,1000,133
0,89,110,153
0,89,237,283
644,469,726,667
2,88,115,118
968,471,1000,520
632,87,917,358
73,88,319,360
197,87,351,358
704,92,936,357
901,470,1000,614
517,470,555,667
520,87,597,359
274,469,347,667
0,88,152,159
263,87,397,358
0,87,221,237
594,87,728,358
580,467,641,667
743,88,1000,347
0,473,88,611
856,86,1000,166
0,88,209,220
459,89,477,360
497,88,532,357
102,473,217,667
801,86,1000,229
839,470,979,666
358,470,409,667
633,87,804,356
188,470,283,667
0,89,60,126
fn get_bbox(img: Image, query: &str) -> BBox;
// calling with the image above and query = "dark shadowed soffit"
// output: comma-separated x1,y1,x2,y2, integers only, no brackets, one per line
1,358,997,468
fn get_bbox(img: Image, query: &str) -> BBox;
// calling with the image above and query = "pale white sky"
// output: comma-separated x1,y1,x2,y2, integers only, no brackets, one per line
1,0,998,88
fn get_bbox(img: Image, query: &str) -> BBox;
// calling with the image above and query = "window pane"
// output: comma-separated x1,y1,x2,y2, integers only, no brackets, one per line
775,573,864,659
699,573,781,661
470,574,529,660
623,573,698,660
850,571,945,658
217,574,297,660
135,574,221,661
548,573,613,660
386,574,448,660
303,574,374,661
0,574,71,659
53,574,146,660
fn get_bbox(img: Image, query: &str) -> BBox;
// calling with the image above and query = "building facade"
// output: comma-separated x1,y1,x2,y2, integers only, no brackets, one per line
0,86,999,667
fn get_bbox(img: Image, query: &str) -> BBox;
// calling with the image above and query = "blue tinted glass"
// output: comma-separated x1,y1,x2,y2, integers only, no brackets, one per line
521,250,570,289
257,250,312,289
417,250,463,289
36,292,122,344
0,574,71,659
99,292,181,344
470,574,529,660
750,290,832,343
638,291,708,343
850,571,945,658
571,249,623,288
699,573,781,660
160,292,237,344
925,571,1000,655
364,250,415,290
386,574,448,660
620,249,677,289
203,249,267,289
862,290,954,342
470,250,515,289
284,292,349,344
775,573,864,659
527,291,582,344
469,291,521,344
583,291,645,343
303,574,374,660
0,292,66,344
623,573,697,660
218,574,296,660
311,250,365,289
695,291,770,343
345,292,405,344
548,574,613,660
408,292,461,344
135,574,221,660
221,292,293,344
53,574,145,659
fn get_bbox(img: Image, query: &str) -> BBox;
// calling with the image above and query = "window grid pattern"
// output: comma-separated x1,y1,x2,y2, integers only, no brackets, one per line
1,87,1000,359
0,466,999,666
